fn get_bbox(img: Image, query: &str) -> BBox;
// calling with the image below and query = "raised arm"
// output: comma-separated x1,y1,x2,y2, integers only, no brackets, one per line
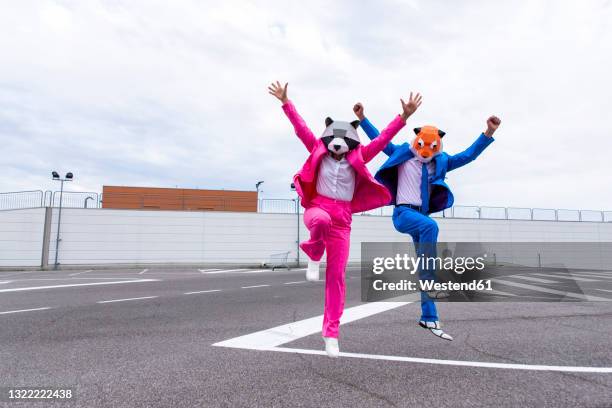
268,81,317,152
447,115,500,171
361,92,422,163
353,103,397,156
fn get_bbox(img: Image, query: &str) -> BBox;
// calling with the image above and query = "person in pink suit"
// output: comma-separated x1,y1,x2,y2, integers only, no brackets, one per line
268,81,422,357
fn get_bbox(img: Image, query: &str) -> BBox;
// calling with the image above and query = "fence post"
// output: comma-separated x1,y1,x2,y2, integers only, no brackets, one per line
41,207,52,269
295,197,300,267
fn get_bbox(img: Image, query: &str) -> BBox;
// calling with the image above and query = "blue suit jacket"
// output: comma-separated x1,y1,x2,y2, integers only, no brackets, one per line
360,117,494,214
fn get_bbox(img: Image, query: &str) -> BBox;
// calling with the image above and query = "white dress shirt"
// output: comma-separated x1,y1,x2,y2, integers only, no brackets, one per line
316,154,356,201
396,158,436,206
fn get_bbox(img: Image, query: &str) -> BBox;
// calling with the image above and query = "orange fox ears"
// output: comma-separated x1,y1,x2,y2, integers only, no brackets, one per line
414,127,446,138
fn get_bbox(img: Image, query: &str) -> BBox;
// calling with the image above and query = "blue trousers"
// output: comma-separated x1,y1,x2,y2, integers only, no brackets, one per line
392,206,439,322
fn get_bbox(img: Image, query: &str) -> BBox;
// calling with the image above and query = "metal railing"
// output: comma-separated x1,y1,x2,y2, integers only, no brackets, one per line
258,199,297,214
260,199,610,223
0,190,45,210
0,190,610,222
1,190,101,210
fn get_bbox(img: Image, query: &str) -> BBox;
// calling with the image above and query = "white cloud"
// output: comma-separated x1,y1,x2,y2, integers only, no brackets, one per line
0,0,611,211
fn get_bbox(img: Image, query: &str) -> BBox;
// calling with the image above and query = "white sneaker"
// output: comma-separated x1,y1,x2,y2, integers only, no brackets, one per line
306,260,320,282
419,320,453,341
323,337,340,358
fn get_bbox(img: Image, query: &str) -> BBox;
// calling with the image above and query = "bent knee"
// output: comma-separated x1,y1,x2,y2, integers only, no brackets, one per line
309,212,332,229
422,218,439,235
424,218,438,231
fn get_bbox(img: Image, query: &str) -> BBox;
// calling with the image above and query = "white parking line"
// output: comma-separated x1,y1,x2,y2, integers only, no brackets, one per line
184,289,222,295
283,281,306,285
0,281,12,285
214,297,612,373
139,269,149,275
241,284,270,289
510,275,561,284
270,347,612,373
6,278,150,281
571,270,612,275
1,271,40,277
492,279,609,301
214,300,412,349
571,272,612,279
198,269,222,273
0,279,159,293
241,269,273,274
595,288,612,293
203,269,249,274
0,307,51,315
538,273,600,282
69,270,93,276
97,296,158,304
487,289,518,297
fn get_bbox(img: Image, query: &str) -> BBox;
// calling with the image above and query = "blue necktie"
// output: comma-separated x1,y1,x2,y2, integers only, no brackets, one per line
420,162,429,214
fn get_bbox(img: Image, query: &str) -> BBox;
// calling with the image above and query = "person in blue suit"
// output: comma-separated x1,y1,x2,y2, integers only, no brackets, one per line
353,102,501,340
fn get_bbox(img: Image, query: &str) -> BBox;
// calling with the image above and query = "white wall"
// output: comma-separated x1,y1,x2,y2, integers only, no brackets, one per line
2,207,612,268
351,216,612,268
51,208,612,266
48,208,298,265
0,208,46,267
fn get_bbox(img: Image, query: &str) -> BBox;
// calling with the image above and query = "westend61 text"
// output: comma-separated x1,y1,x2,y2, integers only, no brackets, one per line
372,279,493,292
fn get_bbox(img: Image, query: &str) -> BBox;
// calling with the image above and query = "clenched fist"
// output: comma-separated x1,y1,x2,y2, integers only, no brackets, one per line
484,116,501,137
353,103,365,120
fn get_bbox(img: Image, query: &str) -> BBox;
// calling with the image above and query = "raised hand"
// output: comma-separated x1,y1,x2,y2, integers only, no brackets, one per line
353,103,365,120
400,92,423,120
484,115,501,137
268,81,288,104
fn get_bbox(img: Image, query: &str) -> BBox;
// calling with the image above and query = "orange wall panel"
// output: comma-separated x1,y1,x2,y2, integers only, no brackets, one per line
102,186,257,212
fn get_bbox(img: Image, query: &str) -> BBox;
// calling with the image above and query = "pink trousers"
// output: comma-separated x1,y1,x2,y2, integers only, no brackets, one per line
300,195,352,339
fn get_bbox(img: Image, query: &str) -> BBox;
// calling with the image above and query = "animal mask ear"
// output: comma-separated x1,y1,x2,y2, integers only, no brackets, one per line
325,117,334,127
413,127,421,135
350,120,360,129
438,130,446,138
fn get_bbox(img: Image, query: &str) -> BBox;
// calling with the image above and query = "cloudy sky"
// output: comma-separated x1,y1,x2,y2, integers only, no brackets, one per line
1,0,611,210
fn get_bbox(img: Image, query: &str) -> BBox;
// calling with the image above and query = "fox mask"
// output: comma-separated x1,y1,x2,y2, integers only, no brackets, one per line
411,126,446,163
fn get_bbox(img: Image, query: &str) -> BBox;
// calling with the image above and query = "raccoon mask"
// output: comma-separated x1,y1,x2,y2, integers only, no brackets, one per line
320,117,361,156
410,125,446,163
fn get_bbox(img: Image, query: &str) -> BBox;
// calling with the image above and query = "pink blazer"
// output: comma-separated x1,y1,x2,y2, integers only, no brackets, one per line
282,100,406,214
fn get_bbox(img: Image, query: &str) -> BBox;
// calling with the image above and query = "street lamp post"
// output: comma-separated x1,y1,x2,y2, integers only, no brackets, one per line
52,171,73,270
290,182,300,267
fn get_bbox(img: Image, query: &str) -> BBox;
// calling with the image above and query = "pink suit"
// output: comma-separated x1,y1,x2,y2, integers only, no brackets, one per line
282,100,405,338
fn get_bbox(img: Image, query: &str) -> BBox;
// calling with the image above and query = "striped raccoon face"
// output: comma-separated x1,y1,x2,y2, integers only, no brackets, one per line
321,117,360,155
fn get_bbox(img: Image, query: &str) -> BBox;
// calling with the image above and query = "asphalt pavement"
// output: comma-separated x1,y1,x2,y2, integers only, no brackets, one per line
0,267,611,407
